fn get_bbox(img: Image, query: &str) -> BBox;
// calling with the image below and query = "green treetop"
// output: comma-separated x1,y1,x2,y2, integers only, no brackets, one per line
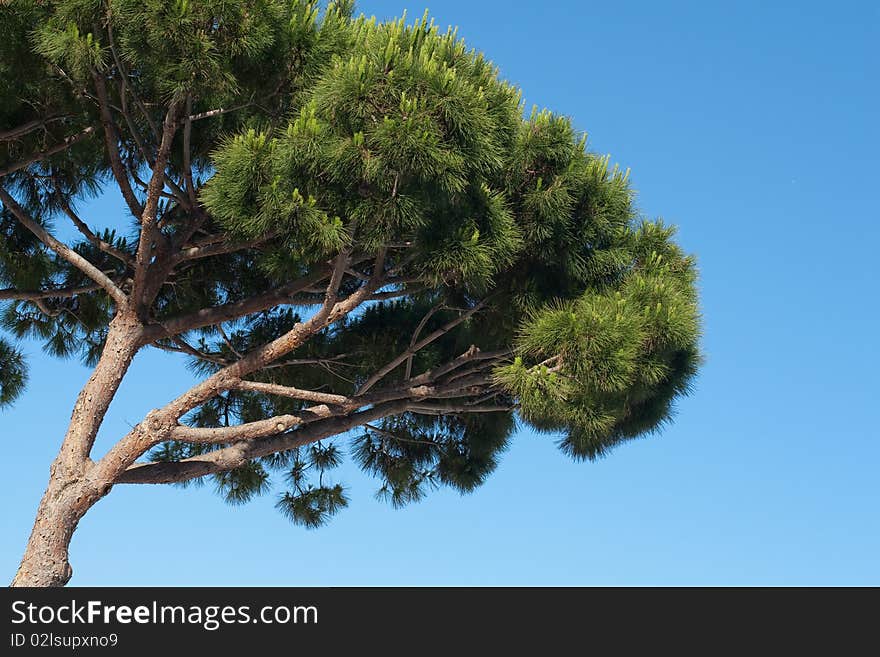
0,1,700,586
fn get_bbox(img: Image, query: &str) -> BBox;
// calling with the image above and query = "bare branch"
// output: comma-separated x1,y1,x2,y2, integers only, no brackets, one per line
352,371,497,409
357,298,490,395
468,390,504,406
112,368,501,488
232,380,349,406
182,94,197,206
216,324,242,359
188,104,252,122
142,254,370,420
92,72,144,217
182,233,227,247
150,338,229,366
95,250,389,489
367,287,422,302
172,233,275,263
107,20,160,142
131,100,181,307
405,302,443,379
363,423,441,448
115,402,408,485
56,193,133,266
0,284,101,301
237,367,496,419
408,347,512,387
0,116,72,142
0,187,127,305
262,354,353,370
408,403,514,415
0,127,95,179
169,413,307,445
140,268,329,342
325,250,351,305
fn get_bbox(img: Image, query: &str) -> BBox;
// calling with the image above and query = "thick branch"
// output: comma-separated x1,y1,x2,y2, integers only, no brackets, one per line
131,100,181,308
169,413,307,445
95,252,385,484
116,402,408,485
92,72,144,218
232,380,349,406
113,362,500,489
0,187,127,305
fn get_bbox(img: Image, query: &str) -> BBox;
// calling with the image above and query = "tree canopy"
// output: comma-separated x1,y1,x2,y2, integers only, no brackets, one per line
1,0,701,545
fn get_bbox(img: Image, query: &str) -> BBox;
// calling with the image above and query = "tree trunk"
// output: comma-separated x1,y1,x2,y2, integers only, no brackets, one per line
10,470,106,587
10,313,142,587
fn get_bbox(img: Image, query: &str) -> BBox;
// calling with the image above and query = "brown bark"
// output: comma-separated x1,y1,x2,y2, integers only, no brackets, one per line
10,313,143,587
92,72,144,218
116,402,409,485
10,470,107,587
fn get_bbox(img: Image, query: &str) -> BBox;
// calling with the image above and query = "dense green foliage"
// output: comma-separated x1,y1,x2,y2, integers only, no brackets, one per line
0,1,701,527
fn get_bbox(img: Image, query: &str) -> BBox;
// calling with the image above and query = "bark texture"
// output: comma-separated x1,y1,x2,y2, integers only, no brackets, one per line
10,315,142,587
11,474,105,587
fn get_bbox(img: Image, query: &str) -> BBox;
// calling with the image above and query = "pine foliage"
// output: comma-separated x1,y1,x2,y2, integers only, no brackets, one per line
0,2,701,529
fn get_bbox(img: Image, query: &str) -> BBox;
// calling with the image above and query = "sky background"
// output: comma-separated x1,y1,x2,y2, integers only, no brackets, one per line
2,0,878,585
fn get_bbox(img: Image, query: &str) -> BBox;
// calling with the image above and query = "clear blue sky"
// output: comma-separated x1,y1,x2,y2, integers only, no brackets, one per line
2,0,878,585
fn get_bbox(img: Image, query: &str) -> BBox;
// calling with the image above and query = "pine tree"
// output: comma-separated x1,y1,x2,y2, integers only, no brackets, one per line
1,1,701,586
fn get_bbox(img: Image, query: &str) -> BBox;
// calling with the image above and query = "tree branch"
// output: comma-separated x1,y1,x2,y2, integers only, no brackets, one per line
107,19,160,142
92,72,144,218
232,380,349,406
367,286,423,302
407,347,512,387
0,127,95,179
188,103,252,122
115,402,408,485
408,403,514,415
140,267,329,343
0,187,127,305
169,413,308,445
356,298,490,395
171,233,275,263
94,251,388,486
405,302,442,379
149,253,371,418
56,193,133,266
182,94,197,207
0,116,72,142
0,284,101,301
131,100,181,308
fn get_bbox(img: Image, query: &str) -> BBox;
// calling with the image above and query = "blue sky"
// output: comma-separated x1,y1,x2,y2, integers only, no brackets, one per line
2,0,878,585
